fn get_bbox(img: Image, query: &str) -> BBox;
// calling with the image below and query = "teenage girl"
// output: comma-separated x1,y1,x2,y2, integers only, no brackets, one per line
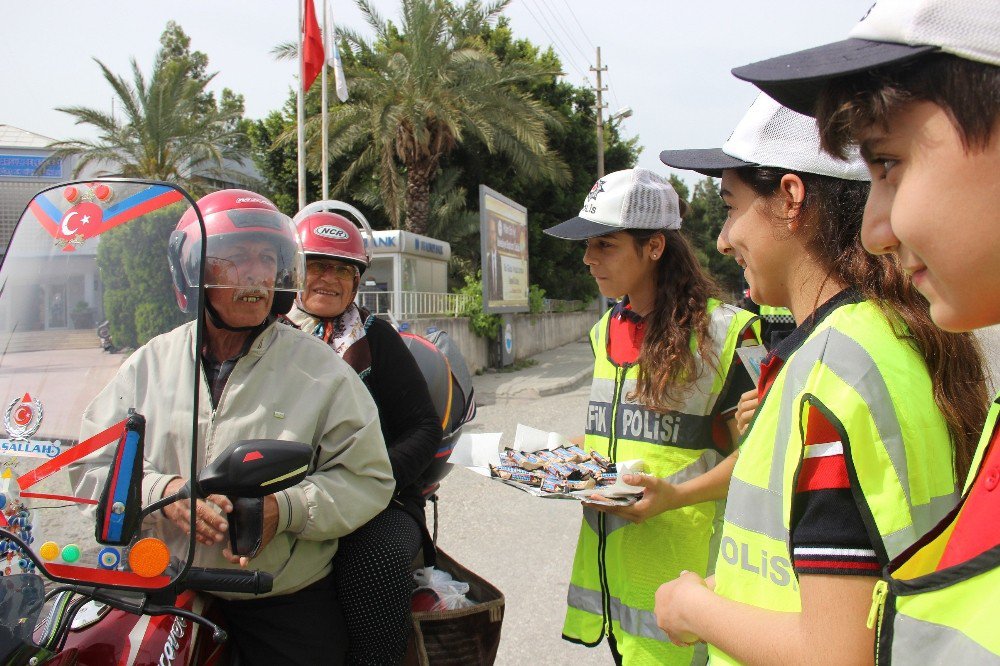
654,95,987,665
544,167,760,665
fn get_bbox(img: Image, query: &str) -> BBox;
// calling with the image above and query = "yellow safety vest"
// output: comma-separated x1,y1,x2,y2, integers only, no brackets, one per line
564,299,759,665
710,299,959,664
868,397,1000,664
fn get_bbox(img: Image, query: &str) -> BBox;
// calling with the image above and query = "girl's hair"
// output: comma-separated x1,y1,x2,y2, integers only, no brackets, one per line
734,167,988,480
626,228,722,412
816,54,1000,159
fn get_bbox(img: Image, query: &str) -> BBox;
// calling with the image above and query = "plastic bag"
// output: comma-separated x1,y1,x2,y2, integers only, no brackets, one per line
412,566,475,611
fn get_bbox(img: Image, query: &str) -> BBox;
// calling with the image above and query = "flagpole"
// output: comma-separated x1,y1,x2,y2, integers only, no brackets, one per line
321,0,330,200
297,0,307,209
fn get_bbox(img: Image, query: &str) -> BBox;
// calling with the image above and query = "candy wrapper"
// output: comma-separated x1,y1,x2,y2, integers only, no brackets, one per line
450,427,645,504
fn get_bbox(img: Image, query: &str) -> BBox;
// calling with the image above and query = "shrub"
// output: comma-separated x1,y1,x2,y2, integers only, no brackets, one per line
97,208,188,348
456,274,501,339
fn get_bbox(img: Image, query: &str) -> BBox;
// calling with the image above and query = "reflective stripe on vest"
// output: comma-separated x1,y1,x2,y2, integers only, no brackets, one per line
567,584,663,641
759,305,794,324
876,399,1000,664
890,612,999,663
722,326,957,556
711,301,958,664
566,300,759,659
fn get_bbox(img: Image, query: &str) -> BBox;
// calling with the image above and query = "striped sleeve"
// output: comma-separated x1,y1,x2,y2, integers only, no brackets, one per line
790,404,880,576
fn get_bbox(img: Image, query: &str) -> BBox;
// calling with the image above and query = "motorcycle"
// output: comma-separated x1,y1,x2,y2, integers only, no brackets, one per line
0,179,312,665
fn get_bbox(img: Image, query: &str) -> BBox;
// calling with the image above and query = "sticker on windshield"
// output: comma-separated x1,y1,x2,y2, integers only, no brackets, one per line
3,393,43,440
28,184,184,252
0,439,65,460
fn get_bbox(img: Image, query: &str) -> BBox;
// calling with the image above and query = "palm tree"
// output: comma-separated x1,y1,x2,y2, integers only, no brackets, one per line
45,57,249,194
284,0,569,234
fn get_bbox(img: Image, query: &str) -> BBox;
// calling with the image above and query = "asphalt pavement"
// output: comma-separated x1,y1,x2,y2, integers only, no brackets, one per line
432,337,611,666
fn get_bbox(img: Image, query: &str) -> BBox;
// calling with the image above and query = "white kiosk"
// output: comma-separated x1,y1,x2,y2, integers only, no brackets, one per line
358,230,451,318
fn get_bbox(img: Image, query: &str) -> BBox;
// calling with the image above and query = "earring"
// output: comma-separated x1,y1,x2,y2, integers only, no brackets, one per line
651,254,658,259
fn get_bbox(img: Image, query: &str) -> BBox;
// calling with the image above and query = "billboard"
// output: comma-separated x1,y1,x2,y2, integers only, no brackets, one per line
479,185,529,314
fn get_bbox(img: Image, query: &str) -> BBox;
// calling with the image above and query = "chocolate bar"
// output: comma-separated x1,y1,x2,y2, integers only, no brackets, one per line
505,449,545,470
590,450,612,470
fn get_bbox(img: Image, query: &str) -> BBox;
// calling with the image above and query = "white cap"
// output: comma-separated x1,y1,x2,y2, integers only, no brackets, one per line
733,0,1000,116
850,0,1000,67
543,169,683,240
660,95,870,181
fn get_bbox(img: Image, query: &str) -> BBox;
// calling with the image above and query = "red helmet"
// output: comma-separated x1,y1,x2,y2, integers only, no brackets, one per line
168,189,304,315
296,212,370,275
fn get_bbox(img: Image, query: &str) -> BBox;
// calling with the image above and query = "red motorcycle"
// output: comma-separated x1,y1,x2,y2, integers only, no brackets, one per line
0,179,310,665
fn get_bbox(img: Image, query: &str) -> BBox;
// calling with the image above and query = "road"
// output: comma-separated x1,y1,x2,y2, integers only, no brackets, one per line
434,340,610,666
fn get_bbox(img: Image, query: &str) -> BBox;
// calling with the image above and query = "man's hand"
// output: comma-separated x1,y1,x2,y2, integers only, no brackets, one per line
223,494,279,567
735,389,759,435
654,571,712,646
583,474,680,523
161,477,233,546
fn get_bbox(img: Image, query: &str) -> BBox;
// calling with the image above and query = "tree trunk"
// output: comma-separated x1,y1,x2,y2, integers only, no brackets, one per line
404,161,434,235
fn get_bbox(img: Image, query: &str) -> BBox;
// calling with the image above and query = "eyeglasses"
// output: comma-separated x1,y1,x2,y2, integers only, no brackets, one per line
306,260,357,281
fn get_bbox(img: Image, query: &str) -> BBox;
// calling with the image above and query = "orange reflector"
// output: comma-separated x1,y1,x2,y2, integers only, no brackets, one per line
129,537,170,578
39,541,59,561
243,451,263,463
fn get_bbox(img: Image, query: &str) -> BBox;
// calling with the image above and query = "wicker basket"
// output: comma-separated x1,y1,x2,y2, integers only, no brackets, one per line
404,549,505,665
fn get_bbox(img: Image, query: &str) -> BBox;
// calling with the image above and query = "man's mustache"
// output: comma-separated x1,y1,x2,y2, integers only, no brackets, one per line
231,286,270,301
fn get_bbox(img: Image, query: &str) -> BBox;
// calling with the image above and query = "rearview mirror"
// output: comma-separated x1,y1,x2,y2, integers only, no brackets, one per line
196,440,311,498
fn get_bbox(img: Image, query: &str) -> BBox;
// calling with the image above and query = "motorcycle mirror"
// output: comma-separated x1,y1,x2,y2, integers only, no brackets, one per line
196,440,311,498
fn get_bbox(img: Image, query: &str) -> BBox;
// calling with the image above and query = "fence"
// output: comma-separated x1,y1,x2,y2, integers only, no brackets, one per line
357,292,588,319
358,291,474,319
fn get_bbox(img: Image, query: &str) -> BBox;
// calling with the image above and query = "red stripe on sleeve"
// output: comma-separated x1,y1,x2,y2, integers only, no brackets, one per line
793,559,880,572
804,405,840,446
797,455,851,491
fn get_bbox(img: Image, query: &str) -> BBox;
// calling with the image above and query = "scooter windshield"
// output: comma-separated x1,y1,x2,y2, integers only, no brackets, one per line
0,180,204,591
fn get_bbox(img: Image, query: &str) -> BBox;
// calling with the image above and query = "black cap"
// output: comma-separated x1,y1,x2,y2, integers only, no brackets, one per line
542,216,621,240
731,38,937,116
658,148,756,178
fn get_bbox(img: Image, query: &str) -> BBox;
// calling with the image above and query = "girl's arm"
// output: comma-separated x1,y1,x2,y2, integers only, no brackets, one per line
656,571,877,665
586,449,738,522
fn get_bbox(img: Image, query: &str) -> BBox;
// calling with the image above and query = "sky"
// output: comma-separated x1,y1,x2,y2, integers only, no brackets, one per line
2,1,874,187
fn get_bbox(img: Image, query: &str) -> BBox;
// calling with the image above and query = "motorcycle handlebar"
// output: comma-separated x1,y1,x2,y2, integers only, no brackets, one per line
180,567,273,595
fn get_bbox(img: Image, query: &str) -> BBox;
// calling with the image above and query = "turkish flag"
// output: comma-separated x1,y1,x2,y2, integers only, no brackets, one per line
302,0,324,91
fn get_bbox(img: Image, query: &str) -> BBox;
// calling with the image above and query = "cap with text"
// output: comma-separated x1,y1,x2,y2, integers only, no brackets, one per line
659,94,869,180
543,168,683,241
732,0,1000,116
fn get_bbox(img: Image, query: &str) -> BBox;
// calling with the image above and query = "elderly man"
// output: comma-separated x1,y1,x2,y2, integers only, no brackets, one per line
72,189,394,665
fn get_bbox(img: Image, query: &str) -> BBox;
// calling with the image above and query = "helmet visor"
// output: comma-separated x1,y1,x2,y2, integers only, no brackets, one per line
188,209,304,293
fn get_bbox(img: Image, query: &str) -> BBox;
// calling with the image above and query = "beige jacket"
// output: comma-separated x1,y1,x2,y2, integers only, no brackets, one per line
71,320,395,598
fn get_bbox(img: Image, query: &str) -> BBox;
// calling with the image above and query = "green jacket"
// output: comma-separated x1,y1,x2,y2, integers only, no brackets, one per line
72,320,395,599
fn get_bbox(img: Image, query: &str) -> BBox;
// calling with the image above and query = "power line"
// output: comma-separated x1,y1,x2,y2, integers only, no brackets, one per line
529,0,623,110
603,68,623,111
519,1,588,80
535,0,592,68
558,0,596,51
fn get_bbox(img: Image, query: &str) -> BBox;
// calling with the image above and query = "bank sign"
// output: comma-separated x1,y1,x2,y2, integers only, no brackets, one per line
0,154,62,179
363,230,451,260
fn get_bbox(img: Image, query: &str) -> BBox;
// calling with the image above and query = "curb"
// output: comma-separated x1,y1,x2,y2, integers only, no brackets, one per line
537,366,592,397
495,365,592,399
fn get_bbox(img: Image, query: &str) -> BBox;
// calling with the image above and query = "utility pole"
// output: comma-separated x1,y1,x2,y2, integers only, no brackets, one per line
591,47,608,178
